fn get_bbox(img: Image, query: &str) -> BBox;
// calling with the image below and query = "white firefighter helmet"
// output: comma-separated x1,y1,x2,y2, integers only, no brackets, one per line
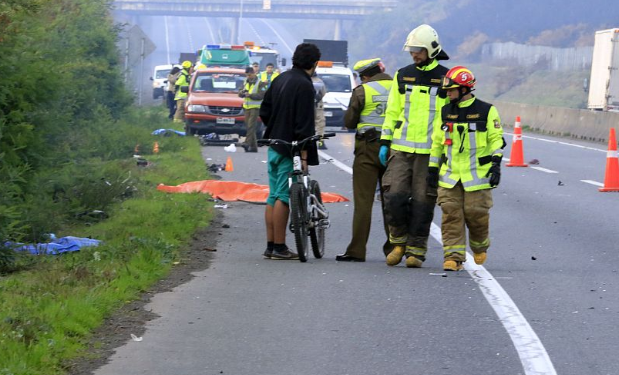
403,24,442,59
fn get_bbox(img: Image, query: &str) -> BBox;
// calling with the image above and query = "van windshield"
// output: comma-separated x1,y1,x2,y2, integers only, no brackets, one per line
193,73,245,93
319,74,352,93
155,69,171,79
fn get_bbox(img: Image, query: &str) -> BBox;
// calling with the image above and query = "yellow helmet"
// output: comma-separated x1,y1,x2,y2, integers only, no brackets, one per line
195,63,207,70
353,58,383,75
182,60,192,69
403,24,442,59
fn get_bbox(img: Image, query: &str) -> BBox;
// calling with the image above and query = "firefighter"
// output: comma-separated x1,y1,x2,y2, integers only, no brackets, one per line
336,58,393,262
258,63,280,89
174,60,192,124
428,66,504,271
379,24,450,268
239,66,267,152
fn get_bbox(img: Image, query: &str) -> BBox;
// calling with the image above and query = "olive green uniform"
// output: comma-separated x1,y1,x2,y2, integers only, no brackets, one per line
344,72,393,259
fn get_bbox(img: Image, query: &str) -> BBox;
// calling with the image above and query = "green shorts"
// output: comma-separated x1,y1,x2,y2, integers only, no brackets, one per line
267,148,293,206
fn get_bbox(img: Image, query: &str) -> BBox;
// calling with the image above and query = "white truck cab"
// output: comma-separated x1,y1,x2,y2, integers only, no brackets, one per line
315,61,356,127
151,64,174,100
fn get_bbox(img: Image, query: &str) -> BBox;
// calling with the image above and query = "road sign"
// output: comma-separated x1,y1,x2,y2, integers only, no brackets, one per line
124,25,156,67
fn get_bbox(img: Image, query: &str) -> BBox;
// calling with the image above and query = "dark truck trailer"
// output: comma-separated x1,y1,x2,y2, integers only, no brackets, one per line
178,52,197,64
303,39,348,67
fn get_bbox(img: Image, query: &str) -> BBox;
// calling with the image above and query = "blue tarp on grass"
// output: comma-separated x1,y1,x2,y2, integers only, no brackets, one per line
6,236,101,255
152,129,186,136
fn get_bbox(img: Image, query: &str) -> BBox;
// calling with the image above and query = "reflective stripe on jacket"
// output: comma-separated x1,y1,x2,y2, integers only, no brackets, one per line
429,97,504,192
243,80,263,109
380,60,449,154
358,79,391,134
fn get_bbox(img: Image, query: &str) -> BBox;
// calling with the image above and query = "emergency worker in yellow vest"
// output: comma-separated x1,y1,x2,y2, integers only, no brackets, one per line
174,60,193,123
239,66,268,152
379,24,450,268
258,63,280,89
428,66,504,271
336,58,393,262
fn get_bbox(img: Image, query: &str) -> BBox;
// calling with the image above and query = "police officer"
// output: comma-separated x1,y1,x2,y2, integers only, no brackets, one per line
428,66,504,271
174,60,192,124
379,24,450,268
258,63,280,89
239,66,267,152
336,58,393,262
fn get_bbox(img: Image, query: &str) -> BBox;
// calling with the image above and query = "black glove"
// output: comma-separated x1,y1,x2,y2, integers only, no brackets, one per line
427,167,439,189
486,156,501,187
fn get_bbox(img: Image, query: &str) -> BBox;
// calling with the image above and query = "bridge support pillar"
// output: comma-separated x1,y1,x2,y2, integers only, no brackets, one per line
334,19,342,41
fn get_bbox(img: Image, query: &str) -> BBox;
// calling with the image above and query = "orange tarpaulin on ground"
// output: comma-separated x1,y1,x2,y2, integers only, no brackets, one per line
157,180,349,203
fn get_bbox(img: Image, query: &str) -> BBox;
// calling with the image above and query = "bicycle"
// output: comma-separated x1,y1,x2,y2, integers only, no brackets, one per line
258,132,336,262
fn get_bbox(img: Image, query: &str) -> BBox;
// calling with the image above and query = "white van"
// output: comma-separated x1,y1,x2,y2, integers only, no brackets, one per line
150,64,174,100
315,61,356,127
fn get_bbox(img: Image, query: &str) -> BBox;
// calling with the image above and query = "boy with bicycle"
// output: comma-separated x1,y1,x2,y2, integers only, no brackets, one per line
259,43,322,260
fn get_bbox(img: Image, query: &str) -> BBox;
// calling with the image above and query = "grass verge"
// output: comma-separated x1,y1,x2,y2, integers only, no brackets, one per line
0,123,212,375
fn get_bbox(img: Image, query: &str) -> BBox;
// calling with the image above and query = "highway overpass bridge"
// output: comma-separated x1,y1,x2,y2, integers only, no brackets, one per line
113,0,398,40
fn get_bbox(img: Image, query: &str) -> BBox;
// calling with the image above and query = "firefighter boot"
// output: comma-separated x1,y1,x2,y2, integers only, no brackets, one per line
405,254,423,268
443,259,463,271
386,245,405,266
473,252,487,265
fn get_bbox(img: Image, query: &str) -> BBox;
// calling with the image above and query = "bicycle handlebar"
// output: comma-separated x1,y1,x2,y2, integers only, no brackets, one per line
257,132,336,147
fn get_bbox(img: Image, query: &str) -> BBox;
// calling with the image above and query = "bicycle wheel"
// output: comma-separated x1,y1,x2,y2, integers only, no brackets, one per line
290,183,309,262
308,180,326,259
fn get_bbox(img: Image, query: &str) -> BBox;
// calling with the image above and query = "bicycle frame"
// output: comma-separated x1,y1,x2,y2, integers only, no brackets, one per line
286,143,329,223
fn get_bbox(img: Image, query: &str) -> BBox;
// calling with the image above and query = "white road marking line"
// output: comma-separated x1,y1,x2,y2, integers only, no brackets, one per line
530,166,558,174
260,19,294,54
504,132,606,153
164,16,171,65
317,151,353,174
246,20,266,46
581,179,604,187
327,149,557,375
204,17,215,43
185,21,194,52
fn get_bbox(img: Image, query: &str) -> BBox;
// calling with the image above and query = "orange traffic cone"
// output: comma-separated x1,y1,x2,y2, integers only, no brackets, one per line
224,156,234,172
506,116,528,167
153,142,160,154
599,128,619,192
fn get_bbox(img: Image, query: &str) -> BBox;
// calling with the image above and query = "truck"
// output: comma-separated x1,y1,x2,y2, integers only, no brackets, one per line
244,41,286,70
179,52,198,65
305,39,355,127
198,44,251,68
588,28,619,111
182,67,262,137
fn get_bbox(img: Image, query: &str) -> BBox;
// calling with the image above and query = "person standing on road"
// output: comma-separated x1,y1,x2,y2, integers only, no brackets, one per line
312,72,328,149
166,66,181,120
428,66,504,271
174,61,192,124
336,58,393,262
259,43,321,260
239,67,268,152
379,24,450,268
252,62,260,75
259,62,280,89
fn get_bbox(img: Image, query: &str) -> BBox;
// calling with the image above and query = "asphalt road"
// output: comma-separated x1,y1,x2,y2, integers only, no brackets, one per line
93,126,619,375
102,14,619,375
